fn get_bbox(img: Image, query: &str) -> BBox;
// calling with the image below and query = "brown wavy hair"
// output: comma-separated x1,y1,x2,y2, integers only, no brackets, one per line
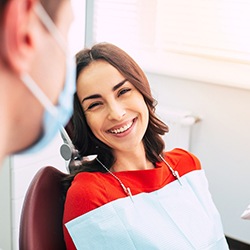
64,43,169,188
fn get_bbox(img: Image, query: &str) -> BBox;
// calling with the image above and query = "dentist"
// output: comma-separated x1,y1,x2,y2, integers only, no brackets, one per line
0,0,76,165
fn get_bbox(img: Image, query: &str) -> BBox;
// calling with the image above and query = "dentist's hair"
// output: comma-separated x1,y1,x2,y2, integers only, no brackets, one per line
0,0,64,23
69,42,169,176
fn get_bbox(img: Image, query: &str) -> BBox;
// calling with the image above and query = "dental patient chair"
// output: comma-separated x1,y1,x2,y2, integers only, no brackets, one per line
19,166,67,250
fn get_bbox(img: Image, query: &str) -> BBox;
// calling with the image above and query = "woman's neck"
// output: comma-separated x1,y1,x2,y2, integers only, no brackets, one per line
111,147,154,172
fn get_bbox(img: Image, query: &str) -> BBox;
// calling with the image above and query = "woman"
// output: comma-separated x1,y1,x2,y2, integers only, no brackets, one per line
63,43,229,249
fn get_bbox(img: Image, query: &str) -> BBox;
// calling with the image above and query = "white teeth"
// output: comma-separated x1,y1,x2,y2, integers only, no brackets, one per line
109,121,133,134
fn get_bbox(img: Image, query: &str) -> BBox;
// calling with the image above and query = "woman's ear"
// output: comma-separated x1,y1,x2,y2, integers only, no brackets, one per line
2,0,37,74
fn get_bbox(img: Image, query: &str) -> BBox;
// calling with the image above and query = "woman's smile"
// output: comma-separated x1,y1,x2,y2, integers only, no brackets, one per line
107,118,137,136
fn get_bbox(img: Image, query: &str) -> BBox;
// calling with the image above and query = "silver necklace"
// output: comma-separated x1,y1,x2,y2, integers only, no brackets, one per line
96,154,182,202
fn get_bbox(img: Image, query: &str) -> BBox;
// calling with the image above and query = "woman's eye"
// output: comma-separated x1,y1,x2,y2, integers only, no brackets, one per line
87,102,102,110
118,88,131,97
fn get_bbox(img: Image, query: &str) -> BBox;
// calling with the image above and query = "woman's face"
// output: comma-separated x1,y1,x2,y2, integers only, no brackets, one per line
77,60,149,154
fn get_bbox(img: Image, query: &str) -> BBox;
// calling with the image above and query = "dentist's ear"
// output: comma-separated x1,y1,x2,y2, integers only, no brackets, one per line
2,0,36,74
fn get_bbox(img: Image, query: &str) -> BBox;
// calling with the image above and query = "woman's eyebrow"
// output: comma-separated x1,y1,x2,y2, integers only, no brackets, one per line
112,79,127,91
81,94,101,103
81,79,128,103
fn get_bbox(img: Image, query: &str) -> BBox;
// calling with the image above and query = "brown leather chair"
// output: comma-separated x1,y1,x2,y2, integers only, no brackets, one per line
19,166,67,250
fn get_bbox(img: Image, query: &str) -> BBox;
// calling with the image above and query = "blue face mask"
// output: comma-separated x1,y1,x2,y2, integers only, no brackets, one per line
18,3,76,154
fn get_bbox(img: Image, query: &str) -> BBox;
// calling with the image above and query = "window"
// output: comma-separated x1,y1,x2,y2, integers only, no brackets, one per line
86,0,250,89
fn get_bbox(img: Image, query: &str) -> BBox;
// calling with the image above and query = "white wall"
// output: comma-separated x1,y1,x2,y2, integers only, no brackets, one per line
0,158,12,250
68,0,86,56
147,72,250,244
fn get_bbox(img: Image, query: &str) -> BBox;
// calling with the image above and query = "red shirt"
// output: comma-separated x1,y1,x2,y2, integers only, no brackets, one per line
63,148,201,249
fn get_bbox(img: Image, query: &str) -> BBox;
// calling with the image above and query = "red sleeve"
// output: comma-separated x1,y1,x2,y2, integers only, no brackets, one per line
63,223,76,250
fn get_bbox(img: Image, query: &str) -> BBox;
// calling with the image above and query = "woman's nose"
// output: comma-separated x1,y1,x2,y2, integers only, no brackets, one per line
107,103,126,121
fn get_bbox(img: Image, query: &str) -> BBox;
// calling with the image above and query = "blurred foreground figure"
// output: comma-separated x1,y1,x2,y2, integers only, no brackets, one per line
0,0,76,165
